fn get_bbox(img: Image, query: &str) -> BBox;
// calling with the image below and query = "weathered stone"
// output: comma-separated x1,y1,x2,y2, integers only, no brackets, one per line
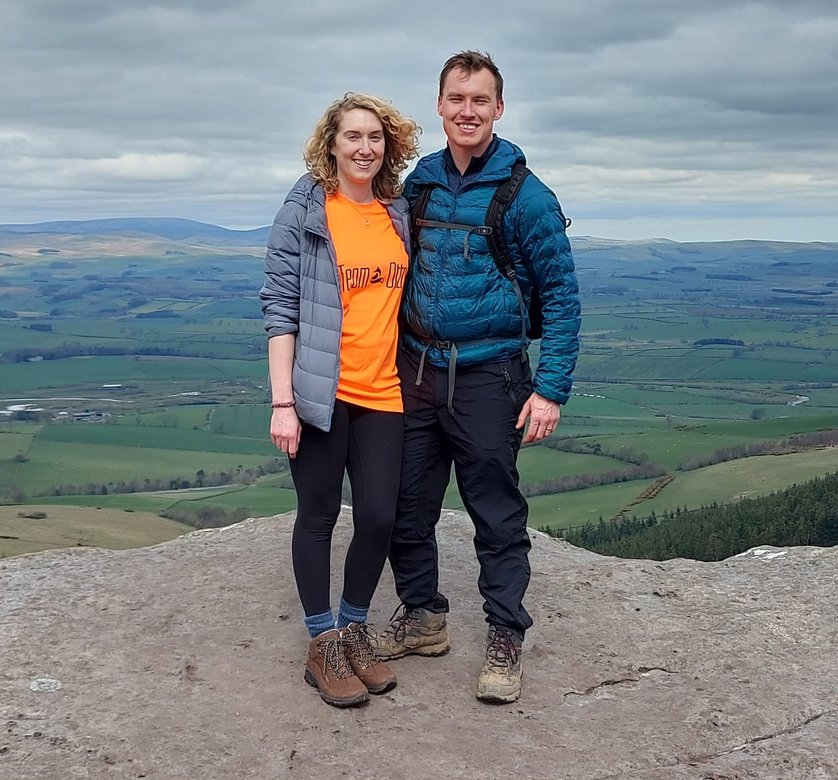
0,509,835,779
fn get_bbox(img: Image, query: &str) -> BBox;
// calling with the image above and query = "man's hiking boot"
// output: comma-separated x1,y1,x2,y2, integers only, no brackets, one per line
340,623,397,694
372,605,450,660
304,628,369,707
476,626,523,703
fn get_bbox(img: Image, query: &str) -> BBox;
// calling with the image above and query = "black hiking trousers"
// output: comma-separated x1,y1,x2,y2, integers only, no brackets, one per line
389,347,534,639
290,399,403,617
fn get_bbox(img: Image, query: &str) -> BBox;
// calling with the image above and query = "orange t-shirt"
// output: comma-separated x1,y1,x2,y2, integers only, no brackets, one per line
325,192,408,412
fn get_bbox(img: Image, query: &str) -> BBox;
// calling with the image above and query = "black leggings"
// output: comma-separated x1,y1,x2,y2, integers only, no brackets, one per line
289,400,403,617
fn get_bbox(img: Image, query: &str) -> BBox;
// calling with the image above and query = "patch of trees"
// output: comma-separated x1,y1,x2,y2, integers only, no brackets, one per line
28,323,52,332
0,342,244,363
705,273,753,281
692,338,745,346
679,430,838,471
555,470,838,561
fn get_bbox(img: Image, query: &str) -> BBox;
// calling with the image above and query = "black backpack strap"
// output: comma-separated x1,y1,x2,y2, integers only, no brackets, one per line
485,162,532,358
411,184,434,255
485,162,531,280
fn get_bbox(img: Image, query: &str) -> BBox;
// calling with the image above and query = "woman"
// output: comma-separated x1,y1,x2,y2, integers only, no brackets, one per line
259,93,420,708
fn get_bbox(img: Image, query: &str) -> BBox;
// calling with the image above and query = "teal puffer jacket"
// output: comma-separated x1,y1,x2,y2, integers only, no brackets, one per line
401,138,580,404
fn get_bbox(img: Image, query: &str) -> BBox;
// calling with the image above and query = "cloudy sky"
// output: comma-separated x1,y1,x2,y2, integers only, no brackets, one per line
2,0,837,242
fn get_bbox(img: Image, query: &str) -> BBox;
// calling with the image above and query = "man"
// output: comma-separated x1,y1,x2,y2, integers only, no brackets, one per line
375,51,581,703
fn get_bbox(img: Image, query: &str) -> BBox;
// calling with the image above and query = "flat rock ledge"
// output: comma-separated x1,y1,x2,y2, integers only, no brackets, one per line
1,509,836,780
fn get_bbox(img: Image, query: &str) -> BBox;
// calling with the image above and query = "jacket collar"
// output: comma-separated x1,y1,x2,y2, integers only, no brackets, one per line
411,137,526,188
287,173,408,240
443,136,500,179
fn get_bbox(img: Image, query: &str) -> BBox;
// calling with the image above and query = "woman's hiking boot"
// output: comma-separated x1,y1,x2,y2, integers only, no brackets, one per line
372,605,450,660
340,623,397,694
476,626,523,703
304,628,369,707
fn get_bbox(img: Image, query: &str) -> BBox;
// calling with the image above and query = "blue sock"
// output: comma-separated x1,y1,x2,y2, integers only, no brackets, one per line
304,609,335,639
336,597,368,628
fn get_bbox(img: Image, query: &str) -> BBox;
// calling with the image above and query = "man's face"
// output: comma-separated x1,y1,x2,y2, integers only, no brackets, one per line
437,67,504,159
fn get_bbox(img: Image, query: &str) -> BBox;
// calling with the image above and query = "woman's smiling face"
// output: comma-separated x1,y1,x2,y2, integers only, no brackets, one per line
331,108,385,196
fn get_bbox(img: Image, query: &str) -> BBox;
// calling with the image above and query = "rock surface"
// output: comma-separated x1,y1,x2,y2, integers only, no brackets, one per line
1,509,836,780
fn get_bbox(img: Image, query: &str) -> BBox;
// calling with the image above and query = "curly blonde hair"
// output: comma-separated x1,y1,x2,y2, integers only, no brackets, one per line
304,93,421,202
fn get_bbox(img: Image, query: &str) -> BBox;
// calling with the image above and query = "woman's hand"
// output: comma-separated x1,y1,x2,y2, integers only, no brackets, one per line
271,407,302,458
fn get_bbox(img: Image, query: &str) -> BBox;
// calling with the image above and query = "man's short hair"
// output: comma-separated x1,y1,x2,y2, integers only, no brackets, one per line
438,50,503,101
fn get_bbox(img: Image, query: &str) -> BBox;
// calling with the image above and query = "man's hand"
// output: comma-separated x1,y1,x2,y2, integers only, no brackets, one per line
271,407,302,458
516,392,561,443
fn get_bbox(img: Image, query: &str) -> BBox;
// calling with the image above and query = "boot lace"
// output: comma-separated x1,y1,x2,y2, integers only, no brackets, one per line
485,628,519,672
318,635,354,679
382,604,417,642
342,624,379,669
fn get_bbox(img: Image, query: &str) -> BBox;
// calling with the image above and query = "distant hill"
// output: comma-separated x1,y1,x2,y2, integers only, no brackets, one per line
1,218,837,264
0,218,270,245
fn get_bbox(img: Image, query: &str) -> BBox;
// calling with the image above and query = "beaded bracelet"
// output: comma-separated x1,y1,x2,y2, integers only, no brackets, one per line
271,401,296,409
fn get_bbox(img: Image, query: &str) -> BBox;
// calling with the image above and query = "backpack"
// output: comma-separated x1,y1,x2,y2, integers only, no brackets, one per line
411,162,571,345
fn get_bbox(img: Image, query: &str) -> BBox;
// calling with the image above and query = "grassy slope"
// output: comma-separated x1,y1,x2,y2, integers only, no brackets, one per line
532,448,838,533
0,504,189,558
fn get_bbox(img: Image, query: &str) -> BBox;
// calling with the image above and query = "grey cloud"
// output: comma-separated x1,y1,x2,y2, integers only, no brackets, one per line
1,0,837,240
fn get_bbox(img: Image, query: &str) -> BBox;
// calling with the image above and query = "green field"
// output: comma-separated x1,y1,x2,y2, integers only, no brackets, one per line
558,414,838,470
2,241,837,557
0,431,35,457
0,354,267,393
36,420,276,455
527,479,659,532
172,483,297,517
2,439,274,494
